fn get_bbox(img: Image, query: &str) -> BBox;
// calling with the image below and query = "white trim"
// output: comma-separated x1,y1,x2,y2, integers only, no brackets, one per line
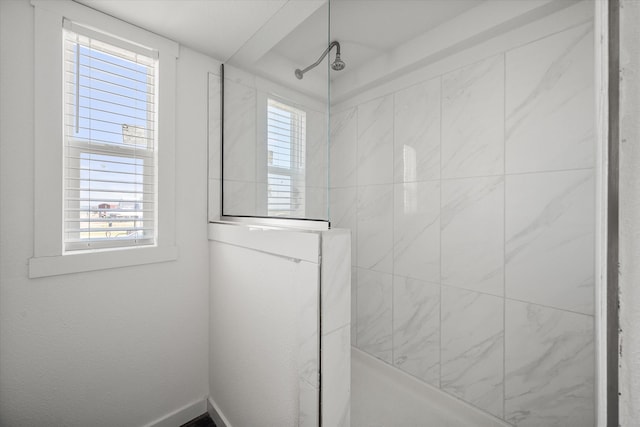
31,0,178,277
29,245,178,278
142,398,207,427
30,0,178,57
208,222,321,263
207,396,233,427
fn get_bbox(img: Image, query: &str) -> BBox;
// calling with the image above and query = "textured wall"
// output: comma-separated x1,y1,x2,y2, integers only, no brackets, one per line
0,1,213,425
330,11,596,427
619,0,640,424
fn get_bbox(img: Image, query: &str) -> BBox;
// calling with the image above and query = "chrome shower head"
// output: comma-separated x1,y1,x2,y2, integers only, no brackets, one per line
295,41,345,80
331,53,345,71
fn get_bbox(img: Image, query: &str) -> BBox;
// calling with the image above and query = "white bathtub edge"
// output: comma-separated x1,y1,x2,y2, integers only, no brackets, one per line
352,347,513,427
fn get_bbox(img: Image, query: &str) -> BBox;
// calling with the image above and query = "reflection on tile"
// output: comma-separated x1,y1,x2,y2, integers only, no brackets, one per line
505,300,594,427
306,110,328,188
393,276,440,386
441,177,504,296
208,73,221,180
322,325,351,427
322,230,351,334
357,185,393,273
442,55,504,179
357,95,393,185
222,180,256,216
394,78,441,183
393,181,440,283
357,268,392,363
330,187,357,264
331,108,357,188
506,169,594,314
223,80,256,182
506,23,594,174
441,286,503,418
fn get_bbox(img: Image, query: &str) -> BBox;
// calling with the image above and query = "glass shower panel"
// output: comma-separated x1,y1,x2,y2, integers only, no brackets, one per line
218,1,330,221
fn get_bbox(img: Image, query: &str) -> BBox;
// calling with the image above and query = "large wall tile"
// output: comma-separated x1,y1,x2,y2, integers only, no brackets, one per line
441,287,504,417
505,169,594,314
357,185,393,273
506,23,594,174
441,55,504,179
330,108,357,188
393,181,440,283
394,79,440,183
223,80,256,183
357,95,393,185
322,230,351,334
306,110,328,189
222,180,256,216
322,325,351,427
505,300,594,427
351,267,357,346
356,268,393,363
393,276,440,386
330,187,357,264
441,176,504,296
305,186,327,220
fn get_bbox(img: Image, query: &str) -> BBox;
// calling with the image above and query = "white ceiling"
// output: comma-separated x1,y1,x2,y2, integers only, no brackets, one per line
75,0,289,61
272,0,484,75
72,0,569,101
74,0,483,73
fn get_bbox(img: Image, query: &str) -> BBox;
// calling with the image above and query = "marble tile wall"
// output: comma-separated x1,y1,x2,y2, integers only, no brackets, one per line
329,23,595,426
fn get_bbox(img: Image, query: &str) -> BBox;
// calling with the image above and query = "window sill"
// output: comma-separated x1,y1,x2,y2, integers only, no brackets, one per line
28,245,178,278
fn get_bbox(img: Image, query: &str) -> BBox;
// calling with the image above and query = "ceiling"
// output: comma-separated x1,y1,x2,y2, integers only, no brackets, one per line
72,0,570,101
74,0,483,72
75,0,290,61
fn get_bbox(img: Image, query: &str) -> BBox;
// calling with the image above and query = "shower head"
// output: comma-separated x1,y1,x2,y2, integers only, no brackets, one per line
331,53,345,71
295,41,345,80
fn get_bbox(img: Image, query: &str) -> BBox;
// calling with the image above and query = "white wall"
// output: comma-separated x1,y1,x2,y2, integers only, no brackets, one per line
619,0,640,424
0,1,218,425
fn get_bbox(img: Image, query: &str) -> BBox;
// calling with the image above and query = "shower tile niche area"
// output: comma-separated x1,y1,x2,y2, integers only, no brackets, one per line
329,1,596,426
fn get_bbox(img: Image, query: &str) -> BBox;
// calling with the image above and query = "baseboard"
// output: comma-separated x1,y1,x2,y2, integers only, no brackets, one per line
207,396,233,427
142,398,207,427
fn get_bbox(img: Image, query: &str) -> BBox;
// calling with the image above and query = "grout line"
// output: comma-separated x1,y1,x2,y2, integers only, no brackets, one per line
502,51,507,420
391,92,396,367
438,74,444,390
354,104,359,349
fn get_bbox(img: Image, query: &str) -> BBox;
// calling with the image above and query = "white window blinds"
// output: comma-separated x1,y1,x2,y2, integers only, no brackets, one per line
63,20,158,251
267,99,306,218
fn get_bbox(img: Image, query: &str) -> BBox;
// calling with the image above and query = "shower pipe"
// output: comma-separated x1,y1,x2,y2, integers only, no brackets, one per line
295,40,345,79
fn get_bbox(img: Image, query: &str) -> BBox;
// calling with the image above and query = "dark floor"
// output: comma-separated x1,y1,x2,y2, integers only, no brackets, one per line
180,413,216,427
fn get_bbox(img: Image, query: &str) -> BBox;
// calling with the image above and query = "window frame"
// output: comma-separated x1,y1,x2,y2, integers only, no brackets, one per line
29,0,179,278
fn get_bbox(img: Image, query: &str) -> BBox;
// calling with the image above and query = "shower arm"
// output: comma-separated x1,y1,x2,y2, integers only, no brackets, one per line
297,41,341,76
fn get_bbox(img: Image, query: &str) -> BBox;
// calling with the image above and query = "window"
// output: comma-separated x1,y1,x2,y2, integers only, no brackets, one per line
266,98,306,217
63,21,157,251
30,0,178,278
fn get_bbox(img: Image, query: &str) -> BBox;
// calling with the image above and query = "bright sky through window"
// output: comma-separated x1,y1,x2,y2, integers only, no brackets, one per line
63,27,157,251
